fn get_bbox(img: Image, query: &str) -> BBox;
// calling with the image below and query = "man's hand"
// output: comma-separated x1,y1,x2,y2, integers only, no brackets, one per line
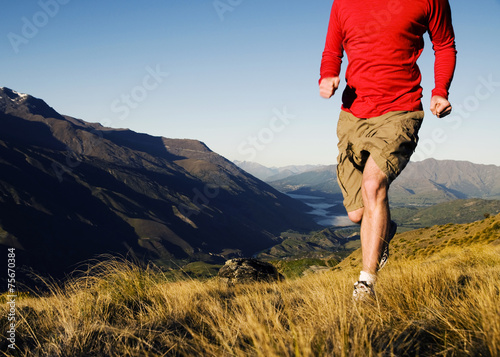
430,95,452,118
319,77,340,99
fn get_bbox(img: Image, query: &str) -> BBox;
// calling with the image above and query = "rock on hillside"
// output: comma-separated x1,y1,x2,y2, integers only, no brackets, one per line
217,258,284,284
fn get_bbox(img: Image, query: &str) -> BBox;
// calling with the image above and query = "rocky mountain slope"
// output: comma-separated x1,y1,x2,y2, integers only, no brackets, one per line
0,87,319,278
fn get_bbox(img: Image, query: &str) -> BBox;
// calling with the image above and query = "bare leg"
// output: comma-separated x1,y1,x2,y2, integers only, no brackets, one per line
359,156,390,275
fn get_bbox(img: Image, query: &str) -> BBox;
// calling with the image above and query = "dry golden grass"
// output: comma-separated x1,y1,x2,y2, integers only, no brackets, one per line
1,216,500,356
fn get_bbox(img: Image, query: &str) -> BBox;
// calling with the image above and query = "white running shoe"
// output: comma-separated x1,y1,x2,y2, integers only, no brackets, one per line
352,281,375,302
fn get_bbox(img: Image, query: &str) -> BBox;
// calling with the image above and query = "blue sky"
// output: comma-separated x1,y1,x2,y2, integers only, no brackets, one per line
1,0,499,167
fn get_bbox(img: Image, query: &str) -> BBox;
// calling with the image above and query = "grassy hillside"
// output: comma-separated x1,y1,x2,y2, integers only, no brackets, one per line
1,214,499,356
339,212,500,270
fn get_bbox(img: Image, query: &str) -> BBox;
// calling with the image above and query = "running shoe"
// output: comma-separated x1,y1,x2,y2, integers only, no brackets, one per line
352,281,375,302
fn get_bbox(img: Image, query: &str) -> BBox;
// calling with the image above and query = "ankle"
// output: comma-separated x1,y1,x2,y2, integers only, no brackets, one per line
359,270,377,285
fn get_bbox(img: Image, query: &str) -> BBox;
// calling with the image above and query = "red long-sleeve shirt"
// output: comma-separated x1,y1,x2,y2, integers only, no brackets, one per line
320,0,457,118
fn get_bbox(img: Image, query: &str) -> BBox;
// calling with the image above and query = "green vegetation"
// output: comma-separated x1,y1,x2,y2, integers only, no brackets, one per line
391,198,500,231
271,258,339,279
256,227,359,262
167,261,223,280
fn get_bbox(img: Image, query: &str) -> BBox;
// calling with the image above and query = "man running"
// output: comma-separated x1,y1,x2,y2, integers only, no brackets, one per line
319,0,457,300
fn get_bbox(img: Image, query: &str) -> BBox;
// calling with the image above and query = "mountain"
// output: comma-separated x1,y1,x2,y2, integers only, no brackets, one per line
0,87,319,279
265,160,500,206
390,159,500,205
234,161,322,181
267,165,342,199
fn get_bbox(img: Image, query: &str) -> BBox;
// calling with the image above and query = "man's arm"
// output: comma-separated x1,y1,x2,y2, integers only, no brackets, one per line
428,0,457,117
319,1,344,98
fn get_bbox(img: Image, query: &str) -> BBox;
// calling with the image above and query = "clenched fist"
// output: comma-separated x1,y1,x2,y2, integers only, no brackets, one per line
430,95,452,118
319,77,341,99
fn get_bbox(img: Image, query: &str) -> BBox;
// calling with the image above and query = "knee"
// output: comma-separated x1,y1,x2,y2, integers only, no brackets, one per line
348,208,363,224
362,176,388,204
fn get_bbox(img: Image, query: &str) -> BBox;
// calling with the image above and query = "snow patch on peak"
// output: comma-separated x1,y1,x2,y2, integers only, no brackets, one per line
0,87,30,102
12,90,29,101
1,87,28,95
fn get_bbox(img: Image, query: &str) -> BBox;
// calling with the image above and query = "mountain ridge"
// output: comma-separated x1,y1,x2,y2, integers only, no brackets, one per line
0,87,319,279
238,159,500,205
233,160,323,181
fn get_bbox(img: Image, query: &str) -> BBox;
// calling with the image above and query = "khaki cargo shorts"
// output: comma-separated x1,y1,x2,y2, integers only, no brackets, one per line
336,110,424,212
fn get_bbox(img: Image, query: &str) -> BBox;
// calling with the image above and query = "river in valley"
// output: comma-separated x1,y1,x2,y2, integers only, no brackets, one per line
287,193,353,227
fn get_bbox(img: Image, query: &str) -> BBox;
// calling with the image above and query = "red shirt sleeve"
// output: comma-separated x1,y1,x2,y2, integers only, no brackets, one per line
319,1,344,84
428,0,457,99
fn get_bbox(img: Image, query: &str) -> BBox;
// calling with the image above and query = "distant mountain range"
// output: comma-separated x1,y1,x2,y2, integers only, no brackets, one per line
0,87,319,279
238,160,500,206
234,161,322,181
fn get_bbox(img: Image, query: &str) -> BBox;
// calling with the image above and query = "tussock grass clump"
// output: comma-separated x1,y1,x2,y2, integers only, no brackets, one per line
2,220,500,356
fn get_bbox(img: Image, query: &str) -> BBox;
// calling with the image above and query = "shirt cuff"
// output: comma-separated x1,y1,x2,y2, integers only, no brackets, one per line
431,88,449,99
